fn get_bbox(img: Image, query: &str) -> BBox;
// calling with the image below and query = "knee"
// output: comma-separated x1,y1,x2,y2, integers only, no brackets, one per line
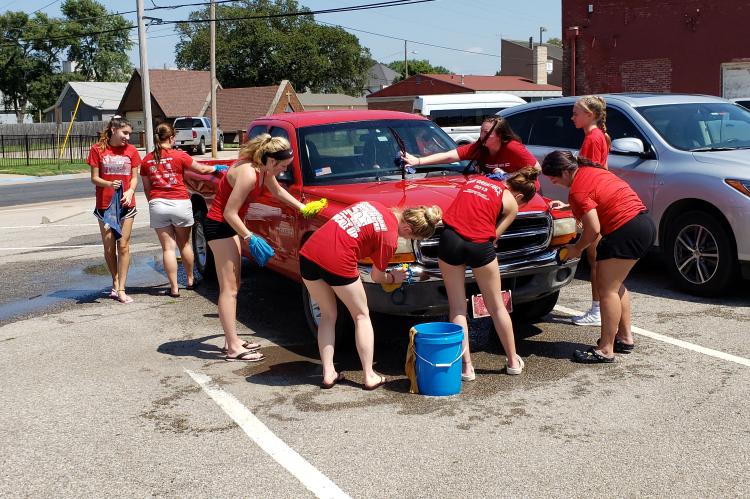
117,242,130,255
351,311,370,324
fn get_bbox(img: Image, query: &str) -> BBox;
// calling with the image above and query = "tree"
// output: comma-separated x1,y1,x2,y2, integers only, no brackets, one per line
175,0,371,95
0,12,68,122
546,37,562,47
387,59,451,82
61,0,133,81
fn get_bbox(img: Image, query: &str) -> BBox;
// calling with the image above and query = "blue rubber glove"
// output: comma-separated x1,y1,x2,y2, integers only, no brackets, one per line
486,171,511,181
213,164,229,173
248,234,275,266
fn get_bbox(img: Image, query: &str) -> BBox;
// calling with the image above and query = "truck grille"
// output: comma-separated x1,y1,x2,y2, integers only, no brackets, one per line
415,211,552,266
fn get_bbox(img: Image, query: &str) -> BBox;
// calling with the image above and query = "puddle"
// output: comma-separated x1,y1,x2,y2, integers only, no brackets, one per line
0,253,167,324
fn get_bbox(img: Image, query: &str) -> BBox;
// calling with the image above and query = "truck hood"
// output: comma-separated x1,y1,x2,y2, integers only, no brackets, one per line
302,176,550,214
692,149,750,173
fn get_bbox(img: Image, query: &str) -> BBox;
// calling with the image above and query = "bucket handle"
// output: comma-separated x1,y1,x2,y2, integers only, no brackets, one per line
412,345,466,368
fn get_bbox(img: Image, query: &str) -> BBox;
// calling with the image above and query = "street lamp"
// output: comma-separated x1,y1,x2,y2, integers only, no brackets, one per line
539,26,547,45
403,41,418,78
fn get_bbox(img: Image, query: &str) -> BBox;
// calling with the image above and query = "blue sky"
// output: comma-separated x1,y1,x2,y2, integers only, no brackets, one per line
9,0,561,76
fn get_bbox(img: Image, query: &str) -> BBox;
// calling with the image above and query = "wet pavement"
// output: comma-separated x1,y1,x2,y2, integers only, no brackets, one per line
1,193,749,497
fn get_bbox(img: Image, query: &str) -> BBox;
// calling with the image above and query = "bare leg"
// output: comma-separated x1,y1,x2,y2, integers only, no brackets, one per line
473,261,519,370
439,259,473,377
98,220,119,291
616,286,633,344
596,258,638,357
174,226,195,288
303,278,339,385
588,235,602,302
332,279,382,388
116,217,135,302
156,226,179,294
208,236,261,359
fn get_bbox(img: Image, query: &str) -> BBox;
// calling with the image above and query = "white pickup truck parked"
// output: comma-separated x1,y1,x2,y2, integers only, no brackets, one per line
173,116,224,155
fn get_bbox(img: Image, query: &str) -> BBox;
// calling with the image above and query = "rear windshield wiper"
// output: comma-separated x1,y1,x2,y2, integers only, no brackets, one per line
689,146,738,152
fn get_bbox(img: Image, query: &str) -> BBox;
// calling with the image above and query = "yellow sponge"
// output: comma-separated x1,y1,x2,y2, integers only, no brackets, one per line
301,198,327,218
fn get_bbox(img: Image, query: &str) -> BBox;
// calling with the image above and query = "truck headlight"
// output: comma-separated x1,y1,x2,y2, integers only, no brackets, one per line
726,179,750,198
360,237,415,264
551,217,577,246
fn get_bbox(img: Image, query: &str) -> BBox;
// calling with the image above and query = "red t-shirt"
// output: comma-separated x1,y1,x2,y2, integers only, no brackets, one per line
300,201,398,278
568,167,645,235
87,143,141,209
207,169,265,223
579,127,609,168
457,139,537,173
443,177,507,243
140,148,193,200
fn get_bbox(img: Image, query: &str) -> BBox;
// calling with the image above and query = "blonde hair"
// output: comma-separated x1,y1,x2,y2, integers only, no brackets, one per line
97,116,132,152
505,167,540,203
152,123,175,164
575,95,612,148
238,133,292,168
398,205,443,239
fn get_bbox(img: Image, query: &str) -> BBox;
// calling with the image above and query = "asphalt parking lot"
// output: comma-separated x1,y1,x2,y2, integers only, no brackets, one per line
1,196,748,497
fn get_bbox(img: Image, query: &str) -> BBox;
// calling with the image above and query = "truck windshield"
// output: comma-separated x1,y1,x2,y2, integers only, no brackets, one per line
637,102,750,151
298,120,467,185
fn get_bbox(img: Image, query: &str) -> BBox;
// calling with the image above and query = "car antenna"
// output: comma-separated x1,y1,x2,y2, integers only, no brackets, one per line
463,119,497,175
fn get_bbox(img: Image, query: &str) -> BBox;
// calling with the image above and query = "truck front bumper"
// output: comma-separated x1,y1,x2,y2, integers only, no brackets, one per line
359,249,579,316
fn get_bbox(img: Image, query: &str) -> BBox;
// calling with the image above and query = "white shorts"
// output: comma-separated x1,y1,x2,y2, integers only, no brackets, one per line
148,198,194,229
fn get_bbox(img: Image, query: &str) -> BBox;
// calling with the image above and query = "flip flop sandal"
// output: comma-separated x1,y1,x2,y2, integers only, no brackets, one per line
572,347,614,364
225,350,265,363
614,340,635,353
108,288,118,299
221,342,261,354
163,290,181,298
116,292,134,304
185,281,200,290
321,372,346,389
363,375,387,391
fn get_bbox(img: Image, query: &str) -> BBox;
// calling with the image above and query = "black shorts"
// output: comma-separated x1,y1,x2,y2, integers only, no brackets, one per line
438,225,497,268
299,255,359,286
597,212,655,261
93,206,137,222
204,218,237,242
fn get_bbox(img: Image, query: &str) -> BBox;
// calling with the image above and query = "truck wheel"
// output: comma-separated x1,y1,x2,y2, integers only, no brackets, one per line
665,211,737,296
511,291,559,323
198,138,206,155
192,209,216,280
301,284,354,346
217,135,224,151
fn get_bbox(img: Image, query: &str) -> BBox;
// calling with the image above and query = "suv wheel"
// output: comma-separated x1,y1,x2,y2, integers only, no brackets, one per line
197,138,206,155
666,211,737,296
192,209,215,279
511,291,559,322
217,135,224,151
301,284,354,345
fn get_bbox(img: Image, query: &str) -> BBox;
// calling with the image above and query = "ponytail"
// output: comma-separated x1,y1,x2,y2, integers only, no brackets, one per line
505,167,540,203
398,205,443,240
152,123,175,164
239,133,292,169
576,95,611,148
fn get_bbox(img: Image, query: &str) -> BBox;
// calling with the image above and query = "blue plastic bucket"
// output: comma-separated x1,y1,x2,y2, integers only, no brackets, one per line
413,322,464,396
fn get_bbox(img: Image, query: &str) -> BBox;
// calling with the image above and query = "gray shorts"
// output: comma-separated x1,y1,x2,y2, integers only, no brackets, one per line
148,198,194,229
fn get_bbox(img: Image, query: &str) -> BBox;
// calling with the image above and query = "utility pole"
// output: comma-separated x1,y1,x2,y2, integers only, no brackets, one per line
210,0,217,158
404,40,408,79
136,0,154,151
539,26,547,45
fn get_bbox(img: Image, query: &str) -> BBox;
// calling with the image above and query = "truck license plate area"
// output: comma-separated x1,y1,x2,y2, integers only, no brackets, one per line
471,290,512,318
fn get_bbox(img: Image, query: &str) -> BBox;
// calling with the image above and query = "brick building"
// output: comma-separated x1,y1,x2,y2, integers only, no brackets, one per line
500,39,563,87
562,0,750,96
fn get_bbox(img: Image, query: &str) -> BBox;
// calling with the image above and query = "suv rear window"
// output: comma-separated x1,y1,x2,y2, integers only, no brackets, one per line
173,118,192,129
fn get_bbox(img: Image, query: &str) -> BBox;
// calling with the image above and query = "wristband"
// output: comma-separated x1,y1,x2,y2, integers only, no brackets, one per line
243,233,252,241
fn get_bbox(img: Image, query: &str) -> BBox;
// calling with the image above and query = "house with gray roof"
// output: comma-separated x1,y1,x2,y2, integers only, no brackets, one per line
365,63,400,95
44,82,128,123
499,39,562,87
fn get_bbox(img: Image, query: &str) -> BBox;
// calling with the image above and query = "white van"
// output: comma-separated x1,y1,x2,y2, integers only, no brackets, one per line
413,93,527,145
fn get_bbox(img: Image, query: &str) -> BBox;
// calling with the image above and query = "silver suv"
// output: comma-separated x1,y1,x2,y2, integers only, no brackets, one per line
500,93,750,296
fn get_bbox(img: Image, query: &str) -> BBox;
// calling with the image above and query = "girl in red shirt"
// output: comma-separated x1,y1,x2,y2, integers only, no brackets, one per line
568,95,612,326
542,151,655,363
205,134,315,362
438,168,540,381
403,116,540,177
140,123,221,297
300,201,442,390
87,116,141,304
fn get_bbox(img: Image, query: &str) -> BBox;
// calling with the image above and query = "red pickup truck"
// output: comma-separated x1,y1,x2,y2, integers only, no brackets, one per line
185,110,579,336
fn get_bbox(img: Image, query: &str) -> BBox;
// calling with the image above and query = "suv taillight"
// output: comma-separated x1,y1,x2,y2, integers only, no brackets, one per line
192,131,197,139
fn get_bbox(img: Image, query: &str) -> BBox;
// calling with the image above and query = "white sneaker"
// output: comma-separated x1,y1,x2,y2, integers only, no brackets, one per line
571,309,601,326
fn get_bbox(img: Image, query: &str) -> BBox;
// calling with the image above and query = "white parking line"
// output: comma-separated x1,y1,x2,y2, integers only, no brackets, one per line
185,369,351,499
0,223,150,229
0,245,101,250
554,305,750,367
